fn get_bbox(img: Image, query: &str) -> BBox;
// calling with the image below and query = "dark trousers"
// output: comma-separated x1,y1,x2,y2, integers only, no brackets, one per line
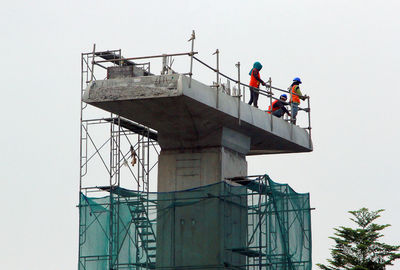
272,109,284,118
248,87,259,107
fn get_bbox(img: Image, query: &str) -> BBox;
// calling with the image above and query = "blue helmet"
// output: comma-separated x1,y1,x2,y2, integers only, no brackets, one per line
293,77,302,83
280,94,287,99
253,62,263,71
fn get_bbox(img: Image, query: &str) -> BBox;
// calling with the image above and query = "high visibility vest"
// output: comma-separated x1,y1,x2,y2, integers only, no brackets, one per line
291,85,300,104
268,100,279,114
249,68,261,88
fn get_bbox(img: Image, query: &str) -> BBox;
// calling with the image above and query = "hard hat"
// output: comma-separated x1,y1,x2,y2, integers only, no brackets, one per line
293,77,302,83
253,62,263,71
280,94,287,99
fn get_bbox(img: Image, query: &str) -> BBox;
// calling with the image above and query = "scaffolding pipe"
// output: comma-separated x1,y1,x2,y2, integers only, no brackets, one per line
307,97,312,148
188,30,196,88
236,62,241,125
290,86,294,140
94,51,198,64
268,77,273,132
90,44,96,82
192,56,273,98
213,49,220,108
108,112,114,267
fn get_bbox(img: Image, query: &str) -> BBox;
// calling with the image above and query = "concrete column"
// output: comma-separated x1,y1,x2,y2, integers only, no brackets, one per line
156,127,249,269
157,127,250,192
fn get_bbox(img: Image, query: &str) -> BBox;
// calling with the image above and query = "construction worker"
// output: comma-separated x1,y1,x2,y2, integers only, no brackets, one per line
268,94,291,118
289,77,308,124
248,62,266,108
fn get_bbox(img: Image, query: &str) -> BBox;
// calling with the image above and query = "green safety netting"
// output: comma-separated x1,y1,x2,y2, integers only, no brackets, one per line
79,175,311,270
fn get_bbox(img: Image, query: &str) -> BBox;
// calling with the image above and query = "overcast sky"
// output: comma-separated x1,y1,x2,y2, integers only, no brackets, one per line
1,0,399,269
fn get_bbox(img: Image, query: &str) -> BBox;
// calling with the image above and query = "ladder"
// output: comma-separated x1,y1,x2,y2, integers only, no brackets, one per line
128,195,157,269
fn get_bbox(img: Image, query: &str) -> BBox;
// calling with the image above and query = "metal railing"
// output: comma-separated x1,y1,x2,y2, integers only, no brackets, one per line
85,33,312,147
189,54,311,145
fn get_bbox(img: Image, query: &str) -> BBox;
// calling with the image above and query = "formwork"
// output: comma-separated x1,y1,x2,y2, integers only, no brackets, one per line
78,175,311,270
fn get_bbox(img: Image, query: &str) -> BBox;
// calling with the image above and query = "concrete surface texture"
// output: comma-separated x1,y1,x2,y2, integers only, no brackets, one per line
156,182,247,269
83,72,313,191
83,73,312,155
158,147,247,192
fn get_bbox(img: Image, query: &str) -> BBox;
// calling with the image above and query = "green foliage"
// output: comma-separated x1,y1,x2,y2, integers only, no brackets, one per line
317,208,400,270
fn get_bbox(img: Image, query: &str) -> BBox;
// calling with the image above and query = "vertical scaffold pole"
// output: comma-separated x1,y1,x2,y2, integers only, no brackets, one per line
258,177,262,270
116,116,121,268
162,54,167,75
307,97,312,148
90,44,96,82
290,86,294,140
80,53,84,192
236,61,241,125
213,49,220,108
109,113,113,268
146,128,150,192
78,52,84,270
268,77,273,132
188,30,195,88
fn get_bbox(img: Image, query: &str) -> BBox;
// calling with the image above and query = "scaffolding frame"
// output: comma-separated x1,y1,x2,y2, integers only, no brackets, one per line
79,49,160,270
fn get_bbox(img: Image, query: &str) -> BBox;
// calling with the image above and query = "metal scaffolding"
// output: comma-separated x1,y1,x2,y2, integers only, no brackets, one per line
78,175,312,270
79,49,160,269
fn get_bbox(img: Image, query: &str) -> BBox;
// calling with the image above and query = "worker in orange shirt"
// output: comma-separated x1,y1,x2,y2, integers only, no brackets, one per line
268,94,291,118
248,62,266,108
290,77,308,124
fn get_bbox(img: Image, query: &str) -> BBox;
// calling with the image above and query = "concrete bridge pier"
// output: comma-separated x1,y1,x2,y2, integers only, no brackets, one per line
156,127,249,269
157,127,250,192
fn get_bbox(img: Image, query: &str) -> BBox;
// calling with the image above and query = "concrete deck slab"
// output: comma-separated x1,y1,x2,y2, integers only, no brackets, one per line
83,74,312,155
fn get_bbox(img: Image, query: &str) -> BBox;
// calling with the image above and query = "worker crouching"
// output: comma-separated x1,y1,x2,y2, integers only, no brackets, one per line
268,94,291,118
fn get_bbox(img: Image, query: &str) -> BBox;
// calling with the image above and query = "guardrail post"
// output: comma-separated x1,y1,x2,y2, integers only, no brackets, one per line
188,30,195,88
90,43,96,82
289,85,294,139
161,54,167,75
236,61,241,125
268,77,273,132
213,49,220,89
213,49,220,108
307,97,312,148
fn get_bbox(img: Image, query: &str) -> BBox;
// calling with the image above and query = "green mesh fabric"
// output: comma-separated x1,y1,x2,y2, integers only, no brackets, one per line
78,175,311,270
264,176,312,270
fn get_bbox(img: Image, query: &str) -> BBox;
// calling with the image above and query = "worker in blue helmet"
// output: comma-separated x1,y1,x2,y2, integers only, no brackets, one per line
289,77,308,124
268,94,291,118
248,62,266,108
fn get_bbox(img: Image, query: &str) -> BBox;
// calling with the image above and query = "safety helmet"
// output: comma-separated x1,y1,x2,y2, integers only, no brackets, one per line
253,62,263,71
280,94,287,99
293,77,302,83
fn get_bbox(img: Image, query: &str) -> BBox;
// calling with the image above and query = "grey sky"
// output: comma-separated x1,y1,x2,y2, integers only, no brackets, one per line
1,0,399,269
